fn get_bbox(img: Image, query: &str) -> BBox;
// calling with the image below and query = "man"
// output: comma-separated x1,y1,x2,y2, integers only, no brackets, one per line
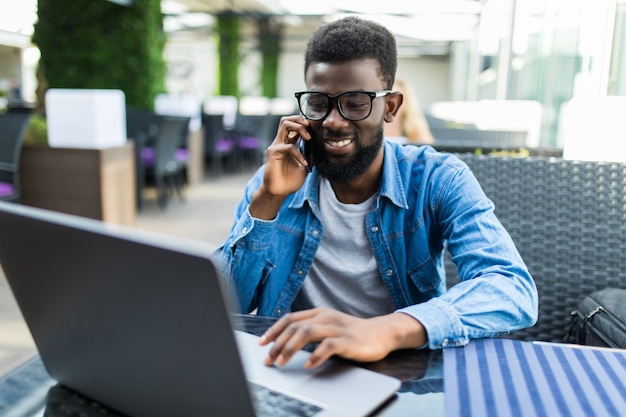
217,17,537,369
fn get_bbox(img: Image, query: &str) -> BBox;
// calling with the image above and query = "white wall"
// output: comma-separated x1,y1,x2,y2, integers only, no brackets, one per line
163,36,217,103
0,45,22,93
396,57,450,113
277,50,306,99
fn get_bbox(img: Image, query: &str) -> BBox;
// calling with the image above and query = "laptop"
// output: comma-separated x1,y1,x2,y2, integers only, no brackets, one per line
0,201,400,417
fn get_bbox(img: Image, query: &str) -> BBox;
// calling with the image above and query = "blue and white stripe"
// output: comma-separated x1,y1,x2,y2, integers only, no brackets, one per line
444,338,626,417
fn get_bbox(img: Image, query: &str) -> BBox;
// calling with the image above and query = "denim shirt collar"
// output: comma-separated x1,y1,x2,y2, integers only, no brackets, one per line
288,141,409,211
378,141,410,210
288,169,320,211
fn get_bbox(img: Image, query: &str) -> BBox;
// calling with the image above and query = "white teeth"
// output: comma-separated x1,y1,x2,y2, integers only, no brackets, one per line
327,139,351,147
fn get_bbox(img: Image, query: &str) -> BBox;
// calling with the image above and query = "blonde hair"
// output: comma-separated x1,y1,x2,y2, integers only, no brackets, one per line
390,79,434,144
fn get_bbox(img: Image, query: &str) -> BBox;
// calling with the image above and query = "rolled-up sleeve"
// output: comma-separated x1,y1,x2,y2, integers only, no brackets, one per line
397,162,538,349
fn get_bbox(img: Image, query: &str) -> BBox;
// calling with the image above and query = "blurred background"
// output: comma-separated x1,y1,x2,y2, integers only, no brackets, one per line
1,0,626,379
1,0,625,149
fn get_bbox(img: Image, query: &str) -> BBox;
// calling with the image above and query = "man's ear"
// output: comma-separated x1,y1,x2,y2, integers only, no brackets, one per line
384,92,404,123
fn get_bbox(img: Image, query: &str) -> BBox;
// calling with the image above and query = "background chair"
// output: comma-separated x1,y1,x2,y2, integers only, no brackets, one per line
202,96,239,177
234,96,275,169
233,113,270,169
141,115,190,209
126,109,161,210
203,95,238,131
171,116,191,182
233,97,296,170
154,93,204,184
0,113,31,202
202,113,237,177
446,154,626,343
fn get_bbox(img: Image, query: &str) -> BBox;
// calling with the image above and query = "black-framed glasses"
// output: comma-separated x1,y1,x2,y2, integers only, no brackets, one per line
295,90,392,121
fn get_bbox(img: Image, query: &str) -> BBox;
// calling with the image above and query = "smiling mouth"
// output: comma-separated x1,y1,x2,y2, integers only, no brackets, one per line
325,139,353,148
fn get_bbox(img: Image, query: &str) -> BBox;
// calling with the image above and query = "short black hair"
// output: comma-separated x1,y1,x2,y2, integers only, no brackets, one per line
304,16,397,89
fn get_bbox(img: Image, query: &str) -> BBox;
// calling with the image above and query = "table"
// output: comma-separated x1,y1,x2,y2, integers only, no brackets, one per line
0,314,444,417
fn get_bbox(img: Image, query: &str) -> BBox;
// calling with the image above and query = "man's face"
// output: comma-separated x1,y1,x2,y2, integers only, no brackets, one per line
303,59,387,183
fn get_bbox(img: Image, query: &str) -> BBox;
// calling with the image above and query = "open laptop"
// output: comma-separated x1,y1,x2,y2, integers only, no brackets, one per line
0,201,400,417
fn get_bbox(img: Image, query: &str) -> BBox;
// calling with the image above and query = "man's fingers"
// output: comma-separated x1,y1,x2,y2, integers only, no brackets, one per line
264,319,338,366
278,116,311,144
259,311,315,345
305,337,343,368
259,308,357,368
265,323,321,365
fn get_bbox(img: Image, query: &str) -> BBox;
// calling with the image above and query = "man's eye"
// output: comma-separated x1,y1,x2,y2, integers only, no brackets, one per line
343,100,368,109
308,101,326,109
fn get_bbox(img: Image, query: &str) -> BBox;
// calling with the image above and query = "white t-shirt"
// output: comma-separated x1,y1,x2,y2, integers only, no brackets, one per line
291,178,396,318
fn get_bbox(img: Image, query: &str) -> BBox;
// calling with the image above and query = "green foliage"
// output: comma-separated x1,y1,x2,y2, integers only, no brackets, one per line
215,14,281,98
22,114,48,145
33,0,166,110
488,148,530,157
216,13,241,97
259,17,280,98
473,148,531,157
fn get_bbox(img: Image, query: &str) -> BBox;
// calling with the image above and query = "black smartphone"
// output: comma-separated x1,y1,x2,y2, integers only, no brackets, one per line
297,137,313,172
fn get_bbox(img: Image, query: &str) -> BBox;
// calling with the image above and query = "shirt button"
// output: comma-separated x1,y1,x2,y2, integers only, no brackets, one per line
442,339,449,347
297,270,303,275
241,227,248,234
276,309,282,315
385,270,393,276
312,230,319,236
371,226,379,232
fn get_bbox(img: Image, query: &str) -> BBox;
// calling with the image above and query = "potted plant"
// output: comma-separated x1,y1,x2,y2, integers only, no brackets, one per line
22,113,48,145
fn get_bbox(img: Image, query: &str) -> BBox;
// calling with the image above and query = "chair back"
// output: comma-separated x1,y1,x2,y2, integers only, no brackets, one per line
126,109,160,146
154,116,190,176
202,113,237,176
0,113,31,201
203,96,238,130
126,110,162,209
449,154,626,343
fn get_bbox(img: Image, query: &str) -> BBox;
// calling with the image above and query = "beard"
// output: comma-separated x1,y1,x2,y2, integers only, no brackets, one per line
311,125,384,183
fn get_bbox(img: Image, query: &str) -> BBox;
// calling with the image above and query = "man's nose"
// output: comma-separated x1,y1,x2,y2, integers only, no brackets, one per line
322,104,350,129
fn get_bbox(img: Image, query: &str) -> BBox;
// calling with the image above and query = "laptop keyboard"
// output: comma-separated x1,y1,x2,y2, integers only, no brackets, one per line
249,382,323,417
42,383,323,417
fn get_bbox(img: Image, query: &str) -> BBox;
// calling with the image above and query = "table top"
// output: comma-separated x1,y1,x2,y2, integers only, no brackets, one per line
0,314,444,417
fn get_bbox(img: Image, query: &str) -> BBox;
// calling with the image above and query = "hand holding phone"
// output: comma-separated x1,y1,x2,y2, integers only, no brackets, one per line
297,137,313,173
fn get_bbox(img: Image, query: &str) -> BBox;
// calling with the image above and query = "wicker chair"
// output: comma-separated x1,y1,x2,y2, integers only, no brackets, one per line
448,154,626,343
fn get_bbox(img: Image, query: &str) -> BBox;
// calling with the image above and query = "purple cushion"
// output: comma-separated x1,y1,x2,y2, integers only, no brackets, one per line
142,147,189,166
216,138,235,153
175,148,188,162
0,182,14,197
141,147,155,167
238,136,261,149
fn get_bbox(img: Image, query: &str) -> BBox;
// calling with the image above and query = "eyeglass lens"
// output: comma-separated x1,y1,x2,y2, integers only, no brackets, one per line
299,92,374,121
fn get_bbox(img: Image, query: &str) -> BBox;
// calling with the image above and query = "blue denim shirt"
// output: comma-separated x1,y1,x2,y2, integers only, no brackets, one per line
217,142,538,349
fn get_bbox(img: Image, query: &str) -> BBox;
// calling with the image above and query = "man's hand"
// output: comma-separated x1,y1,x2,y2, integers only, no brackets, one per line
258,308,428,369
249,115,312,220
